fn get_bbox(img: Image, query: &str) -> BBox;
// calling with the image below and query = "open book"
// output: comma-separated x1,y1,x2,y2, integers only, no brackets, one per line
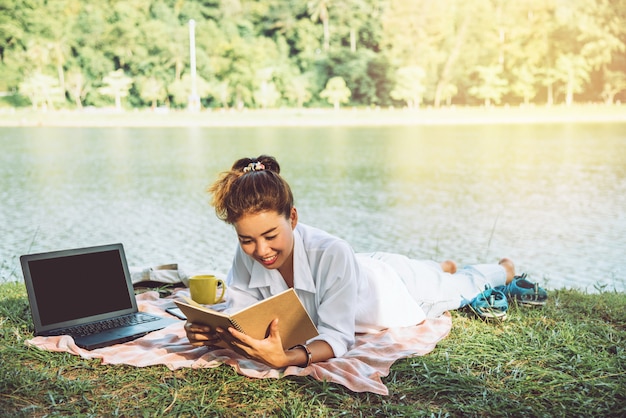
174,288,318,350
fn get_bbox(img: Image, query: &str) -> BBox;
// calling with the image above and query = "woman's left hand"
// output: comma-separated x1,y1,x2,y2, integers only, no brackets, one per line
217,318,290,368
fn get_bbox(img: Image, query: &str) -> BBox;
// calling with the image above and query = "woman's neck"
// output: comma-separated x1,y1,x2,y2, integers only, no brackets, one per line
278,250,295,288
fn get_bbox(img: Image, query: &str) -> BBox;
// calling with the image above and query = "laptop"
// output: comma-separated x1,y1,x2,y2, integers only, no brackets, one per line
21,243,178,350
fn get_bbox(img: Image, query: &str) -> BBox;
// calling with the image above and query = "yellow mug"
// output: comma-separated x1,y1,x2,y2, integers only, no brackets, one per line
188,275,226,305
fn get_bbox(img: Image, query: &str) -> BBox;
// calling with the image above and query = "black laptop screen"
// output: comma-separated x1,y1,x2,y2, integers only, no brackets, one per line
27,249,133,326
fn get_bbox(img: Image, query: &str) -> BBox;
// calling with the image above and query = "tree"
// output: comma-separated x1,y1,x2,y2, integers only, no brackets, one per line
137,76,166,108
18,72,64,110
320,49,380,106
439,83,458,107
534,0,626,105
284,74,312,108
390,66,426,108
380,0,494,108
168,73,210,108
468,65,508,106
65,68,88,109
208,80,231,108
510,65,539,105
555,53,590,106
1,0,626,109
601,69,626,104
308,0,331,52
319,76,350,109
40,0,81,95
432,5,473,108
98,69,133,110
254,81,281,108
330,0,378,52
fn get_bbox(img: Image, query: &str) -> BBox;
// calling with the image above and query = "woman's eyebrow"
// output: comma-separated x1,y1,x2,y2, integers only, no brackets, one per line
238,226,278,239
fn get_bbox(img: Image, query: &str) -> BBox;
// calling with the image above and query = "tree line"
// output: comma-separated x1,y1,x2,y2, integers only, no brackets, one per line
1,0,625,111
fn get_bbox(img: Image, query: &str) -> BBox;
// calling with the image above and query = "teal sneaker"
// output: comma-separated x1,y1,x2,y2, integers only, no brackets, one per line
496,273,548,306
469,285,508,320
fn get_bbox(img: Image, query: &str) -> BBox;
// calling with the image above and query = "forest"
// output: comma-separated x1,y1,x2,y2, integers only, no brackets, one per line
1,0,625,111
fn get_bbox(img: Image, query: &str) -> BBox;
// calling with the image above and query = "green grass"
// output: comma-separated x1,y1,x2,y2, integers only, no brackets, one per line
1,281,625,417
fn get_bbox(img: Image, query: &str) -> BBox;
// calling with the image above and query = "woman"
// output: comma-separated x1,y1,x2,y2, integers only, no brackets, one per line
185,155,517,368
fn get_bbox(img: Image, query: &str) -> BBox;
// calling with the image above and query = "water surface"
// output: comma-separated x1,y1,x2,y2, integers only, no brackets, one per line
1,124,624,292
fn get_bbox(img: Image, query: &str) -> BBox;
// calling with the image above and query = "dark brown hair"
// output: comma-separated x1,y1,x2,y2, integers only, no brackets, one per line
209,155,294,224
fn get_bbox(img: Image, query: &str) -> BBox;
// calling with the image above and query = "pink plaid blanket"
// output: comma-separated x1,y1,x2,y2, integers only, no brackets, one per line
26,291,451,395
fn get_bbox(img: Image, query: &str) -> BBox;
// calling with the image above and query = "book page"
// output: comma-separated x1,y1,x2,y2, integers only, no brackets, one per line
173,301,237,331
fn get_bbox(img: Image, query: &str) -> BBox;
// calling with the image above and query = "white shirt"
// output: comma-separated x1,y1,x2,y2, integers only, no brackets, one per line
225,223,426,357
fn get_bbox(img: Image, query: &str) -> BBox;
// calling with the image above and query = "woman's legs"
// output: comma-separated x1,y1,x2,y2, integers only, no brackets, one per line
498,257,516,284
361,252,514,318
441,258,512,280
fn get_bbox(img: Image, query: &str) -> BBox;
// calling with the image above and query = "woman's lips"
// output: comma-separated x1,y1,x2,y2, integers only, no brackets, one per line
260,254,278,266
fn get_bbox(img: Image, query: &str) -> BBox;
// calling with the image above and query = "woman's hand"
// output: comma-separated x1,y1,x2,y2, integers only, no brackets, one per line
184,322,222,347
218,318,291,368
186,318,336,368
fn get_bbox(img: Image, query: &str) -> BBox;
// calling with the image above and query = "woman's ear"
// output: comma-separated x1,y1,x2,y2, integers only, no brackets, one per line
290,207,298,229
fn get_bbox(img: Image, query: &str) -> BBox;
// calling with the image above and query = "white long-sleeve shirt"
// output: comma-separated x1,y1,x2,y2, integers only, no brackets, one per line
224,223,427,357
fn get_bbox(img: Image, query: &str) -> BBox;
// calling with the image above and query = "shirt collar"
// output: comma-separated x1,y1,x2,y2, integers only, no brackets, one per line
292,225,317,293
247,224,317,294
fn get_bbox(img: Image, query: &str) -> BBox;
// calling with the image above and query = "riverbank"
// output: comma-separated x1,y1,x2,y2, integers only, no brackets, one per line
1,104,625,127
1,281,624,416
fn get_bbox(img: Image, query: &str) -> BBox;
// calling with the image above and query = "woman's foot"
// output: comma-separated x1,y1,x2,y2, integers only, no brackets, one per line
498,258,516,284
440,260,458,274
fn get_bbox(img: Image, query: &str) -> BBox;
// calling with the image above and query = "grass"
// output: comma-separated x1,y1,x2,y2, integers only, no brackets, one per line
1,281,625,417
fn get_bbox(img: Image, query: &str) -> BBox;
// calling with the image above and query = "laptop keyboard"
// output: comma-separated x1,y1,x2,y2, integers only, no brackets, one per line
55,313,160,337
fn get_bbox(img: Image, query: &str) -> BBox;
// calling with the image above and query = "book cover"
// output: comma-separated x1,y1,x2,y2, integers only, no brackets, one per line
174,288,319,350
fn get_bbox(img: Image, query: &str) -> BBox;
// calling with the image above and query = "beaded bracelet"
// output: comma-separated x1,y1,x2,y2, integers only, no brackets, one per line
292,344,312,367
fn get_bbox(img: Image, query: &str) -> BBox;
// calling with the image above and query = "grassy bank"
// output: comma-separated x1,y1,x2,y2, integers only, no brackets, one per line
1,104,625,127
1,281,624,417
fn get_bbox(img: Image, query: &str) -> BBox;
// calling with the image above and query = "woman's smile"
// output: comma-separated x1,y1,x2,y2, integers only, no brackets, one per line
260,254,278,266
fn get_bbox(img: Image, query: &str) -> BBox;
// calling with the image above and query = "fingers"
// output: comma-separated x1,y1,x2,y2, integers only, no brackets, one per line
185,322,211,333
219,327,249,349
226,319,281,352
184,322,221,346
267,318,280,339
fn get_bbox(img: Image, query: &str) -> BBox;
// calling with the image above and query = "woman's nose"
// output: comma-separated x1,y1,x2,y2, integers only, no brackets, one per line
255,240,269,256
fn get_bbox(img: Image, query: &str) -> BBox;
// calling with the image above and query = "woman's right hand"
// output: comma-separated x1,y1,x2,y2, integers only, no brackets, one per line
184,321,221,347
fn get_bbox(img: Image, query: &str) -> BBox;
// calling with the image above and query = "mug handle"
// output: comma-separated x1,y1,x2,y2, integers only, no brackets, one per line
215,279,226,303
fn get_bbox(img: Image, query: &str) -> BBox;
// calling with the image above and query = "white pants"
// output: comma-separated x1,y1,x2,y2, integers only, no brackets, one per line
358,252,507,320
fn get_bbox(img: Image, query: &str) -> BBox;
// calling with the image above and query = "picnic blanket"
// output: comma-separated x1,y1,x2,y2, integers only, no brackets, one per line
26,290,452,395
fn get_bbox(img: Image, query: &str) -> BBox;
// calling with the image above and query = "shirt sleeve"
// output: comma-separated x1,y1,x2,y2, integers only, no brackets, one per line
306,240,360,357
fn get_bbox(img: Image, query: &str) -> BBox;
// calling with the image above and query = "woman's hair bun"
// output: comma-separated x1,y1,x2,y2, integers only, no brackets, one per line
233,155,280,174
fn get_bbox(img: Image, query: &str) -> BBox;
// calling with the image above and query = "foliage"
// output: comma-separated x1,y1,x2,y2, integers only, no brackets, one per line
98,69,134,110
1,0,626,110
390,66,426,108
18,71,64,110
319,76,351,109
1,281,625,417
468,65,509,107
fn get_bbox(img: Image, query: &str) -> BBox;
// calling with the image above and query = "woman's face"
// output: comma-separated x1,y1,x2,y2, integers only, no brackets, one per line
234,208,297,271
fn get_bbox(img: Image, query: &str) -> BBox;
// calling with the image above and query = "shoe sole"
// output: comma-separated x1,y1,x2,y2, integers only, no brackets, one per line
517,299,547,307
474,308,507,320
477,312,507,321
